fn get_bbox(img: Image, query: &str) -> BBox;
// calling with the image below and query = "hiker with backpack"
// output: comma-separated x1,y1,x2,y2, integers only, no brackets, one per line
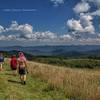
10,55,18,75
17,52,28,85
0,53,4,71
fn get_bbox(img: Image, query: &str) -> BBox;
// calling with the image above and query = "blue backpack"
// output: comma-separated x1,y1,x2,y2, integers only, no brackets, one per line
0,56,4,62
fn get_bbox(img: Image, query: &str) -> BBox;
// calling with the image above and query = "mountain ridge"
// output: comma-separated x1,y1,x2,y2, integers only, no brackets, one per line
0,45,100,57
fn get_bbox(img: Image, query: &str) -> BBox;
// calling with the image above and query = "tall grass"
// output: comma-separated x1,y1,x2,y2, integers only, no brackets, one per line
28,61,100,100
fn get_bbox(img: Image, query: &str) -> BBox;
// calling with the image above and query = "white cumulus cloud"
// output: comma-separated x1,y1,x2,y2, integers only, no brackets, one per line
6,21,33,34
0,21,73,43
67,19,83,32
73,1,90,13
67,13,95,34
80,13,95,33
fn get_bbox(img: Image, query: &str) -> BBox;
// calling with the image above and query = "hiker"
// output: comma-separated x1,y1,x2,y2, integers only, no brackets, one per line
10,55,17,75
17,52,28,85
0,53,4,71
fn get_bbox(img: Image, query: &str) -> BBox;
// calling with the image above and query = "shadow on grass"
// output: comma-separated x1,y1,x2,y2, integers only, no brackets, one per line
5,72,17,76
5,73,13,76
8,79,21,84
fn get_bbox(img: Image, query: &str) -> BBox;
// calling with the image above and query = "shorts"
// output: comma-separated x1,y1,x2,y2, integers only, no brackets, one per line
11,67,17,70
0,62,3,64
19,67,26,75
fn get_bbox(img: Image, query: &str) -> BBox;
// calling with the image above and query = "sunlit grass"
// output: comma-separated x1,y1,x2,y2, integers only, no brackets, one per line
28,61,100,100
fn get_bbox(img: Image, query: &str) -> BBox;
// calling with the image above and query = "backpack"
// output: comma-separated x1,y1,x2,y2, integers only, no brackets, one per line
0,56,4,62
10,58,17,68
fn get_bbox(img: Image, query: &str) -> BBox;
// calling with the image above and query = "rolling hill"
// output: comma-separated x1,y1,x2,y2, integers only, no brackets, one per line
1,45,100,57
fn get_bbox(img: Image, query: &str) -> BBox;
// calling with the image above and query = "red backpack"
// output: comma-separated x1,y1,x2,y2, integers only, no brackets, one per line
10,58,17,68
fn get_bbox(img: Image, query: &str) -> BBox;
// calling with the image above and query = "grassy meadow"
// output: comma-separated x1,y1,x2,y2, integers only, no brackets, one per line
28,60,100,100
0,59,68,100
0,58,100,100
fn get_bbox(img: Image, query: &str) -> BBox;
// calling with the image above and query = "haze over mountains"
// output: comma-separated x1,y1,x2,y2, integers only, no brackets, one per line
0,45,100,57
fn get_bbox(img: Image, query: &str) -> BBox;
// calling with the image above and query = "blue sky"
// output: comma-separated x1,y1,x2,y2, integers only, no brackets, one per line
0,0,76,34
0,0,100,46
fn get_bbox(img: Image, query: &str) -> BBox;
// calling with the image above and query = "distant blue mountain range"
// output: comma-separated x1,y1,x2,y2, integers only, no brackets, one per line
0,45,100,57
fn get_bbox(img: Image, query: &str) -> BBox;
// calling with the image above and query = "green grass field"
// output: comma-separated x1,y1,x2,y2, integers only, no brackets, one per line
0,58,100,100
0,59,68,100
30,56,100,69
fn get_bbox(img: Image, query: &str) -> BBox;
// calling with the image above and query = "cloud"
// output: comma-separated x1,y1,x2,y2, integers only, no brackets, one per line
0,21,69,43
66,0,100,45
0,21,44,40
90,9,100,16
80,13,95,33
67,18,83,32
6,21,33,34
84,0,100,7
79,37,100,45
50,0,64,6
67,13,95,34
0,20,100,45
2,9,37,12
72,0,100,32
0,31,57,41
0,25,5,33
59,34,73,41
73,1,90,13
81,0,100,15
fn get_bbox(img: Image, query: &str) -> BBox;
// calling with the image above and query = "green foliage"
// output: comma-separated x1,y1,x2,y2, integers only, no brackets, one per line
30,56,100,69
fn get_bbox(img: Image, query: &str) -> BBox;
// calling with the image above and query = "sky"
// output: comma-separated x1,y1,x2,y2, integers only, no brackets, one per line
0,0,100,46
